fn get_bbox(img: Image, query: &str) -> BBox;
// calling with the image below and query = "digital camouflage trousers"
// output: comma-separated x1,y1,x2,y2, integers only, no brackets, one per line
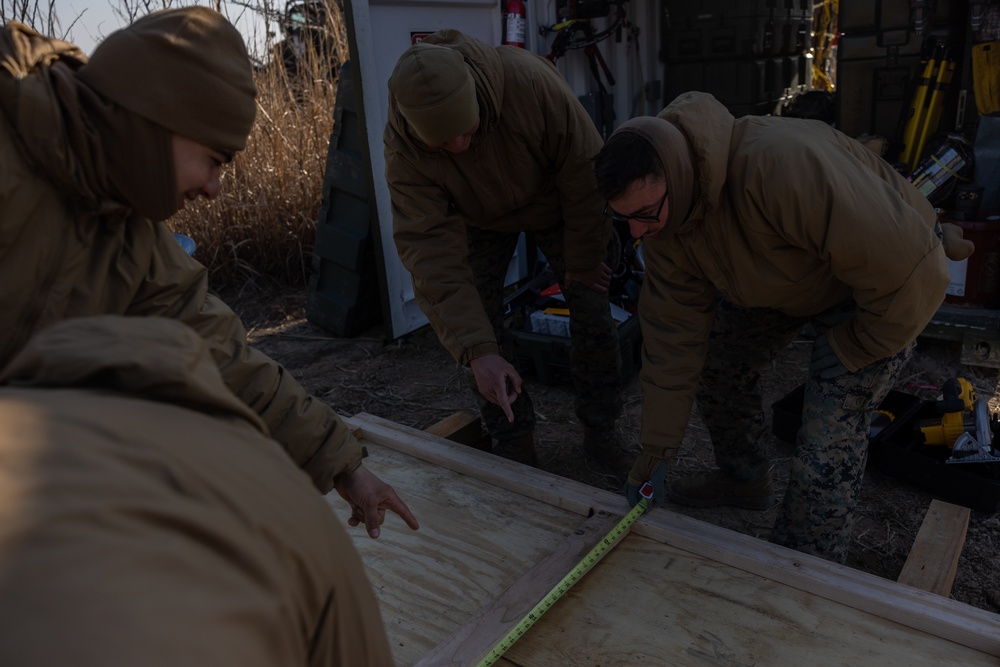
465,224,623,443
696,297,913,564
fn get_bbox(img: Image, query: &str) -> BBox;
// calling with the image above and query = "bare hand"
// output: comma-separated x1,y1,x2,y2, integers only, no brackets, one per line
469,353,522,422
334,465,419,539
565,262,612,293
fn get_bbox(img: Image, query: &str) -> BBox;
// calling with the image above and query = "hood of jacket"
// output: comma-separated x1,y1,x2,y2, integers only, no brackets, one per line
656,92,737,235
385,29,503,157
0,315,268,433
0,21,176,223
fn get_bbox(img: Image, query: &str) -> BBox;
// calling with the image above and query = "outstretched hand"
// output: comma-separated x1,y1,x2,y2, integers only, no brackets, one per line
334,465,419,539
565,261,613,293
469,353,522,422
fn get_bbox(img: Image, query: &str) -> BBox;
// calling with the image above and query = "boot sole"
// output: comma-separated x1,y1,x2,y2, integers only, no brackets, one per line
667,491,776,511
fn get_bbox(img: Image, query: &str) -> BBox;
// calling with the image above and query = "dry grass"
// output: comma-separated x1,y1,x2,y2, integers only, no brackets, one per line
169,64,335,291
2,0,348,292
168,1,349,291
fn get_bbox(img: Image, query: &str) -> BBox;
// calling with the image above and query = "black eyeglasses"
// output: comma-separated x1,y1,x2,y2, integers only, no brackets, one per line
603,187,668,225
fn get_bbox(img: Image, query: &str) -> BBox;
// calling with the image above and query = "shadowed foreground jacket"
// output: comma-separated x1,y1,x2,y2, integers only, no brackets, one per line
0,316,392,666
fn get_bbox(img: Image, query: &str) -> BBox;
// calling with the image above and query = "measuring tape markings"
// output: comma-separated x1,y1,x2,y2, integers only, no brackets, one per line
474,483,654,667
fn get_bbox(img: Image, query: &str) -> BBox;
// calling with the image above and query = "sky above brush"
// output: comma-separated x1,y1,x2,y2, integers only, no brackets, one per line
50,0,275,57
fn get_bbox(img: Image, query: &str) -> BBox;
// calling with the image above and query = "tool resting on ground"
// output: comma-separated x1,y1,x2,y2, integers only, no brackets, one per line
918,377,1000,463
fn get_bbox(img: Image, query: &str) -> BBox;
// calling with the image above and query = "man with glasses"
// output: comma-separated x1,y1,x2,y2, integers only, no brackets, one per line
594,91,973,563
384,29,632,475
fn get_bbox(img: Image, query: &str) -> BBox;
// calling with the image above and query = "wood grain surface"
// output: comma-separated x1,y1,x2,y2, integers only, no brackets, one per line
339,414,1000,666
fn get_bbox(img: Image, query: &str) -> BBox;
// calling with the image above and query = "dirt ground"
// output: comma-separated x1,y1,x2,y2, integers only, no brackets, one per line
228,286,1000,615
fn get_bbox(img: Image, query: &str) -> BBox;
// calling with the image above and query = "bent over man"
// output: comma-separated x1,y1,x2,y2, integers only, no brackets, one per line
0,7,416,538
595,91,970,563
384,29,632,475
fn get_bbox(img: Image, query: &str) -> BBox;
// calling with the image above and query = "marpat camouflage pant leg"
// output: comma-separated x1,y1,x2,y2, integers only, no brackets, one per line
466,227,536,442
696,297,806,480
530,224,623,430
769,314,915,564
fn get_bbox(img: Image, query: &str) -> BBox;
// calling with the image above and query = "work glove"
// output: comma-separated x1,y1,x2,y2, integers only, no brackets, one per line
940,222,975,261
809,332,849,380
624,452,668,507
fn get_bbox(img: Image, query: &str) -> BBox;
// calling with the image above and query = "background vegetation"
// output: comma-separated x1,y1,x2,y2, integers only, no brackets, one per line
1,0,346,291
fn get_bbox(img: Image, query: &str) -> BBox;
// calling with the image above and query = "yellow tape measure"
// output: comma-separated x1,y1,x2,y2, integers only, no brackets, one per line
473,483,653,667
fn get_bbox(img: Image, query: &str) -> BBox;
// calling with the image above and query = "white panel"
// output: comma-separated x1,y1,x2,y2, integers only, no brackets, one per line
348,0,502,338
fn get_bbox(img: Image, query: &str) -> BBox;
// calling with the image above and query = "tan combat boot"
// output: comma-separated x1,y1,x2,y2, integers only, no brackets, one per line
668,469,775,510
492,434,538,466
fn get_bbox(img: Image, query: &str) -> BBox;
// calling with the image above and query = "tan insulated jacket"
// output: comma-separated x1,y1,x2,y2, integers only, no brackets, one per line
0,23,362,493
0,317,392,666
639,92,949,456
384,29,610,365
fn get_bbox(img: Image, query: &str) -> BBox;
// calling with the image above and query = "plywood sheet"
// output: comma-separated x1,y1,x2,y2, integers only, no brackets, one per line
499,537,995,666
340,414,1000,665
346,444,586,665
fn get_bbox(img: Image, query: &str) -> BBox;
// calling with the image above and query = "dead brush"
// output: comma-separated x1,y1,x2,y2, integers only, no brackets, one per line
168,42,342,292
2,0,349,292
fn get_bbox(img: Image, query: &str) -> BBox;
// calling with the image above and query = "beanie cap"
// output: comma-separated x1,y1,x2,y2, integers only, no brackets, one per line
388,42,479,146
77,6,256,152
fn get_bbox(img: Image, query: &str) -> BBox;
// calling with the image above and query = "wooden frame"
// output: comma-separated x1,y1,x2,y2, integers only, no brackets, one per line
344,413,1000,665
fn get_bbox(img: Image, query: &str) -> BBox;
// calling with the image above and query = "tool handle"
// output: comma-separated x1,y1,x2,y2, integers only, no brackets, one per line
937,378,966,413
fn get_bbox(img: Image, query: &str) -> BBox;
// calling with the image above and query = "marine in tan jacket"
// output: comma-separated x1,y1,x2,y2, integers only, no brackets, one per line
0,316,393,666
594,92,965,563
0,8,416,537
384,29,631,473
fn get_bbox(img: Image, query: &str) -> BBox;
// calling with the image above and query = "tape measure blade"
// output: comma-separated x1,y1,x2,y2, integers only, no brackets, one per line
473,502,648,667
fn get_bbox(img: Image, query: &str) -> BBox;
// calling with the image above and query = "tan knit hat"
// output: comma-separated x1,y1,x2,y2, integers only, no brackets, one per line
77,6,256,152
388,42,479,146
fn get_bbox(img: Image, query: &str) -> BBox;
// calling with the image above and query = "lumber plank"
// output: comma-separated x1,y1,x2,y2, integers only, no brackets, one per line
424,410,488,449
347,414,607,517
898,499,971,596
346,412,1000,658
414,511,623,666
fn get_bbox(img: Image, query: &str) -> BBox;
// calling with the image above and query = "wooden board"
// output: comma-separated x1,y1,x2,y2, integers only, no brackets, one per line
898,499,970,596
340,413,1000,666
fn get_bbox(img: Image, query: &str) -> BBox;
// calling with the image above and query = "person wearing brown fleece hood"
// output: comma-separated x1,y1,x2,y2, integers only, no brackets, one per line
384,29,634,476
0,7,416,660
595,91,973,564
0,5,417,535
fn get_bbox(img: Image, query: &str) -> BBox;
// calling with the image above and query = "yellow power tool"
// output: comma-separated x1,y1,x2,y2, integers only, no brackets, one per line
918,378,1000,464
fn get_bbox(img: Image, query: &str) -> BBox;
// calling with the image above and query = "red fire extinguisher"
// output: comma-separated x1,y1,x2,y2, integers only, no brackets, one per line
503,0,527,48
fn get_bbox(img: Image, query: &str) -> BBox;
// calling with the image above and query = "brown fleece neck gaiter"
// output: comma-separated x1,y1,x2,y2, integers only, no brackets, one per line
78,84,178,222
51,63,178,222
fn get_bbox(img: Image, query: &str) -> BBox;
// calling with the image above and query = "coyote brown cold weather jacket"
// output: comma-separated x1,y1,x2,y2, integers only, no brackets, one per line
384,29,610,365
0,317,392,666
638,92,949,457
0,22,362,492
